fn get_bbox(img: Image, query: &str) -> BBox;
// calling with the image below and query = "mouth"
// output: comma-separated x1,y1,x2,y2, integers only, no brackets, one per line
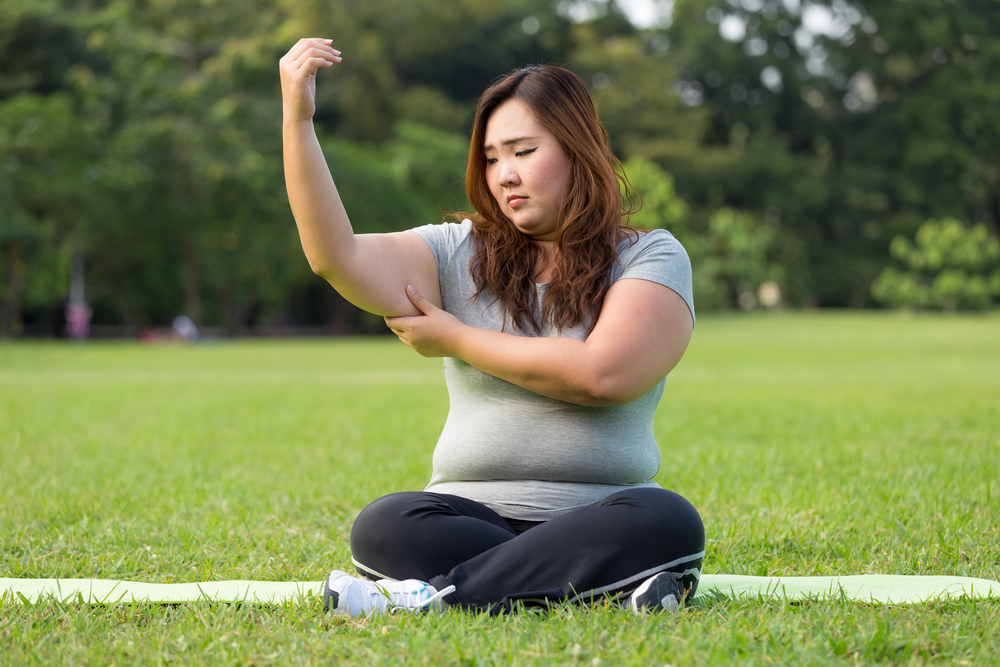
506,194,528,208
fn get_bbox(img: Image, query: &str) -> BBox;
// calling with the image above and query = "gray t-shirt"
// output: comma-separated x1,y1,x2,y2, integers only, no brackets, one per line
411,219,694,521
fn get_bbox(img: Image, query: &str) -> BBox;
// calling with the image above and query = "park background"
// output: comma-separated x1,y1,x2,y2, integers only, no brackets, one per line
2,0,999,338
2,2,999,664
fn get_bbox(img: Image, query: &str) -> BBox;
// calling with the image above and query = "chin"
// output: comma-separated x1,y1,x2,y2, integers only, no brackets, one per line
514,223,543,238
509,218,549,238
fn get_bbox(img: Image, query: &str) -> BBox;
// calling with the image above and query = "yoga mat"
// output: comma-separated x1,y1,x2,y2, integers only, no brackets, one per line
697,574,1000,604
3,574,998,606
0,579,323,605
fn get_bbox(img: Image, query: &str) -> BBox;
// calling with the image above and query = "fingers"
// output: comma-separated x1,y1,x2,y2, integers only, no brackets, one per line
384,316,418,331
405,285,434,315
291,49,341,74
383,318,412,348
280,38,342,76
292,46,341,70
285,38,340,63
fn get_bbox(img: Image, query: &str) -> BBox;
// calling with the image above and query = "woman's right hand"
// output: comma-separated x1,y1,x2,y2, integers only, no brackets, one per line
279,38,342,123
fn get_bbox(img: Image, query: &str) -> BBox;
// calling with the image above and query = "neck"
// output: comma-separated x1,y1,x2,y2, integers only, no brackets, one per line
535,241,557,283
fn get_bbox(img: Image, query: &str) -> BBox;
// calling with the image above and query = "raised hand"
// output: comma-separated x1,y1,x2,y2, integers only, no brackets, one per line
279,38,342,123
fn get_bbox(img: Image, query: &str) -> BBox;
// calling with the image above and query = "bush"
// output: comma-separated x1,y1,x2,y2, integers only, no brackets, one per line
871,219,1000,311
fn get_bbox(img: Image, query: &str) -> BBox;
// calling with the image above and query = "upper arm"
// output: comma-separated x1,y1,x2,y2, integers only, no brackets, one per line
318,231,442,318
584,278,694,404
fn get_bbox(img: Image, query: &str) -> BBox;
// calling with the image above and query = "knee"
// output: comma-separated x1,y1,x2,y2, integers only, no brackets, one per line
656,488,702,528
350,493,409,554
351,491,457,555
352,491,420,537
605,487,701,519
610,487,705,552
653,488,704,547
354,491,416,524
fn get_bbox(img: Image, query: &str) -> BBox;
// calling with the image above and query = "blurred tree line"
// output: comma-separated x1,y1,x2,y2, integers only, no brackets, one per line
1,0,998,337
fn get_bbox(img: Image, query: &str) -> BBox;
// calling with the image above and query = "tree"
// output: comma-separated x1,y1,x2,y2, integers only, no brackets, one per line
622,155,689,235
70,0,300,330
0,93,96,336
871,219,1000,311
0,1,106,336
656,0,1000,306
5,0,999,333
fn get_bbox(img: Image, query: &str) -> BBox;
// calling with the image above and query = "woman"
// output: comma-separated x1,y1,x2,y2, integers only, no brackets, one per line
280,38,704,616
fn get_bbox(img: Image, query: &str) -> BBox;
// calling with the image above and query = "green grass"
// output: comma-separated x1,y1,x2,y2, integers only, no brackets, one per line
1,312,998,665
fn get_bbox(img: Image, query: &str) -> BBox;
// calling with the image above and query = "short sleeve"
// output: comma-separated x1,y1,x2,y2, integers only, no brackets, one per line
410,219,473,273
614,229,695,323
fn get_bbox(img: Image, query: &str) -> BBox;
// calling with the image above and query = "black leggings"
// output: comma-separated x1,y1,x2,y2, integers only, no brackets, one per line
350,487,705,613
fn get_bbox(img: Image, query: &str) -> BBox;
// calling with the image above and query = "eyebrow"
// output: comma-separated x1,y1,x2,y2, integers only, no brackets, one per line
483,136,539,151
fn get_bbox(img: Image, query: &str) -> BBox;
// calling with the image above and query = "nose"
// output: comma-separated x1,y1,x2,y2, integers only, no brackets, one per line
498,160,520,187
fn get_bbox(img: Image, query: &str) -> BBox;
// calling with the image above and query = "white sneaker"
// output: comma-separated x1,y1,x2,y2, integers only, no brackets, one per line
628,572,687,614
323,570,456,617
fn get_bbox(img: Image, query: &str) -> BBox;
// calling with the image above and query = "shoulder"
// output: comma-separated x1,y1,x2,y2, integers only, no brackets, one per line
409,219,475,265
616,228,691,271
613,228,695,322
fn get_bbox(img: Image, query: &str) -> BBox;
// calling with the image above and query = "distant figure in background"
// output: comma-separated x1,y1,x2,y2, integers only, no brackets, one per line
280,38,703,616
65,303,91,340
171,316,199,343
66,254,91,340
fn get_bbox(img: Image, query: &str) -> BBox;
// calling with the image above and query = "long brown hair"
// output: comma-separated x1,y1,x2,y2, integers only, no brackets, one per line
463,64,640,334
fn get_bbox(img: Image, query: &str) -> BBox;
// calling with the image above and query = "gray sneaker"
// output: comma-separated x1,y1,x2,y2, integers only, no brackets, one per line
323,570,456,617
629,572,688,614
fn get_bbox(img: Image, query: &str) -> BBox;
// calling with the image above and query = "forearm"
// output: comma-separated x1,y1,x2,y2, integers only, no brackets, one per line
283,119,360,281
388,281,690,404
279,40,433,317
452,328,632,406
283,120,416,315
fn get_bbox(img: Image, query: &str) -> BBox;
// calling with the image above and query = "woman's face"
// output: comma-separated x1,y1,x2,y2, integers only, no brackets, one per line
483,98,571,242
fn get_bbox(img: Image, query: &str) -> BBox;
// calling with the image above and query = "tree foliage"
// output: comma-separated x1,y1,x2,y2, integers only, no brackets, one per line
871,219,1000,310
660,0,1000,307
0,0,997,335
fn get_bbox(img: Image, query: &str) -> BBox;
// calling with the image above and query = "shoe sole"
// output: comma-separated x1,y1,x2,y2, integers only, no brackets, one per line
322,580,340,613
630,572,685,614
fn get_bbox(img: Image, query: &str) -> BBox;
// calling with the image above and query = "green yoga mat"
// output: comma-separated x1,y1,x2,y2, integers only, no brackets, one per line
3,574,998,606
697,574,999,604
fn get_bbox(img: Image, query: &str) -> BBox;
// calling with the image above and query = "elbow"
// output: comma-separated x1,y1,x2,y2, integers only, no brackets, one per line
304,244,358,284
307,261,351,298
307,257,337,282
305,254,328,276
580,374,639,407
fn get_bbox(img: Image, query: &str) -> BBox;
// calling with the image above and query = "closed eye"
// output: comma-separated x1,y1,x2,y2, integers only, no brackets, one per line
486,157,498,165
515,148,538,157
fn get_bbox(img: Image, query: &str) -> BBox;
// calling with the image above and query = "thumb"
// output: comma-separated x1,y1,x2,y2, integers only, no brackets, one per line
405,285,434,314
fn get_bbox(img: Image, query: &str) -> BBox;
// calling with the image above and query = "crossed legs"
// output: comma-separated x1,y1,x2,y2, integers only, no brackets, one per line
349,487,705,613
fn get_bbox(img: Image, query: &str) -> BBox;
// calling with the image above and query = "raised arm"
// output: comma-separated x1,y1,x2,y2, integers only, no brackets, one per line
385,278,693,406
280,38,440,316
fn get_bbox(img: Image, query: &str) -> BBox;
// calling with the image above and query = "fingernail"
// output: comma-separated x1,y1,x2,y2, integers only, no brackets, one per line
406,285,416,295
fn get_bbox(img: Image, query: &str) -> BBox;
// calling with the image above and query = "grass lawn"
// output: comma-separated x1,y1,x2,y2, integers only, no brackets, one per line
1,311,998,665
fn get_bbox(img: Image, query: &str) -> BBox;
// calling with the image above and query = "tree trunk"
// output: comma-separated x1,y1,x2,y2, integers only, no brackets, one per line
0,243,25,338
183,244,202,327
987,184,999,239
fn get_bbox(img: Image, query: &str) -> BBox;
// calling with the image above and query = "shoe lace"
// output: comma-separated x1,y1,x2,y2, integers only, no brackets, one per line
418,584,456,612
369,581,457,614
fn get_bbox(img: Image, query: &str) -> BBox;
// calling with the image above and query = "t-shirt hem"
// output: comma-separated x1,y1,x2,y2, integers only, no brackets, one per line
424,480,662,521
